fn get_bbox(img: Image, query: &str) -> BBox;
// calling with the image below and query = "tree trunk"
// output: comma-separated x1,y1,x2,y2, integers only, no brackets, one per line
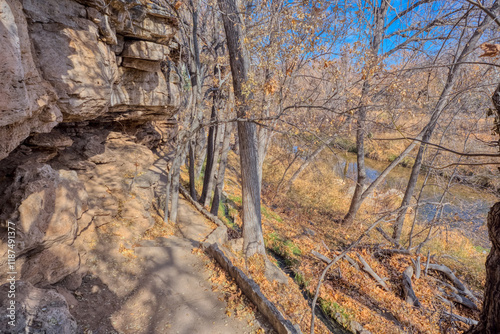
343,0,389,225
199,104,217,205
211,122,234,215
343,101,368,225
188,141,197,200
169,144,187,223
194,128,207,178
204,122,224,207
465,202,500,334
218,0,266,258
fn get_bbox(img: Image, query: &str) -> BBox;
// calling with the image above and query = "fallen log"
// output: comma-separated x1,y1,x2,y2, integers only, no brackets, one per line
427,263,477,302
356,253,390,291
402,266,421,307
443,311,478,326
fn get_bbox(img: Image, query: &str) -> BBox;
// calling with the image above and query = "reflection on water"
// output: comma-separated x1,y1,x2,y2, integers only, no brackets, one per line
330,152,498,231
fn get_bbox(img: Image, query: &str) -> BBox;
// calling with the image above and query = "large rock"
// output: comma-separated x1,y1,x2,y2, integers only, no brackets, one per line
109,66,181,119
0,0,181,160
21,244,81,287
0,0,61,160
0,281,77,333
0,164,88,284
24,0,119,121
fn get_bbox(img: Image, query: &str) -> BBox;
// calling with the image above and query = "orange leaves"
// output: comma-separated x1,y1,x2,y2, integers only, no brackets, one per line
479,43,500,58
174,1,183,10
264,77,278,95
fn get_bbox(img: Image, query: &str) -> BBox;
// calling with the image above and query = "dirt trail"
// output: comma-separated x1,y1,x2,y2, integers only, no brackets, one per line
70,154,268,333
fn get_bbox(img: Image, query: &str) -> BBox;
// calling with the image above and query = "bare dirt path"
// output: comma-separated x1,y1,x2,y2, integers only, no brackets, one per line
69,153,269,333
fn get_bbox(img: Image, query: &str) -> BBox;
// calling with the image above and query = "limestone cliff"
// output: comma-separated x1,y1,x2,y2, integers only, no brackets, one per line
0,1,182,330
0,0,181,160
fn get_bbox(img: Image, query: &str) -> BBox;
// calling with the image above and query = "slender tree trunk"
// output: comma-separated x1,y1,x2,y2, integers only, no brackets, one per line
343,0,389,225
195,128,207,178
204,123,224,207
257,125,270,187
188,141,197,200
392,6,498,242
218,0,266,258
170,143,187,223
200,104,217,204
343,101,368,225
465,202,500,334
211,122,234,215
163,160,172,222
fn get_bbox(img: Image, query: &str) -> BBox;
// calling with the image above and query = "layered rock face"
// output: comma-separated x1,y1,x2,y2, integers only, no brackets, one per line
0,1,181,331
0,0,181,160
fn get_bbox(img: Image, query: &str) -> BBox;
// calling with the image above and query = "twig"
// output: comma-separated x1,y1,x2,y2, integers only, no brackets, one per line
321,240,330,253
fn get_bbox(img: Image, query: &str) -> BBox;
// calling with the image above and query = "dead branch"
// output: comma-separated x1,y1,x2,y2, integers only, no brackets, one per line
311,250,332,264
443,311,479,326
437,295,454,307
376,227,401,248
446,292,478,310
345,254,360,270
321,240,330,253
357,253,390,292
433,277,459,293
376,248,411,256
402,266,421,307
411,255,421,280
424,251,431,276
312,250,359,270
427,263,478,302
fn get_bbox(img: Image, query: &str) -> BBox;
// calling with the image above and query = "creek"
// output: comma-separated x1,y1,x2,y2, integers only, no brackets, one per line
328,152,498,247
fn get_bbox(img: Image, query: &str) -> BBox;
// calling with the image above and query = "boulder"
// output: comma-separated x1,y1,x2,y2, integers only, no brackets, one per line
0,281,77,334
0,164,88,284
21,244,81,287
